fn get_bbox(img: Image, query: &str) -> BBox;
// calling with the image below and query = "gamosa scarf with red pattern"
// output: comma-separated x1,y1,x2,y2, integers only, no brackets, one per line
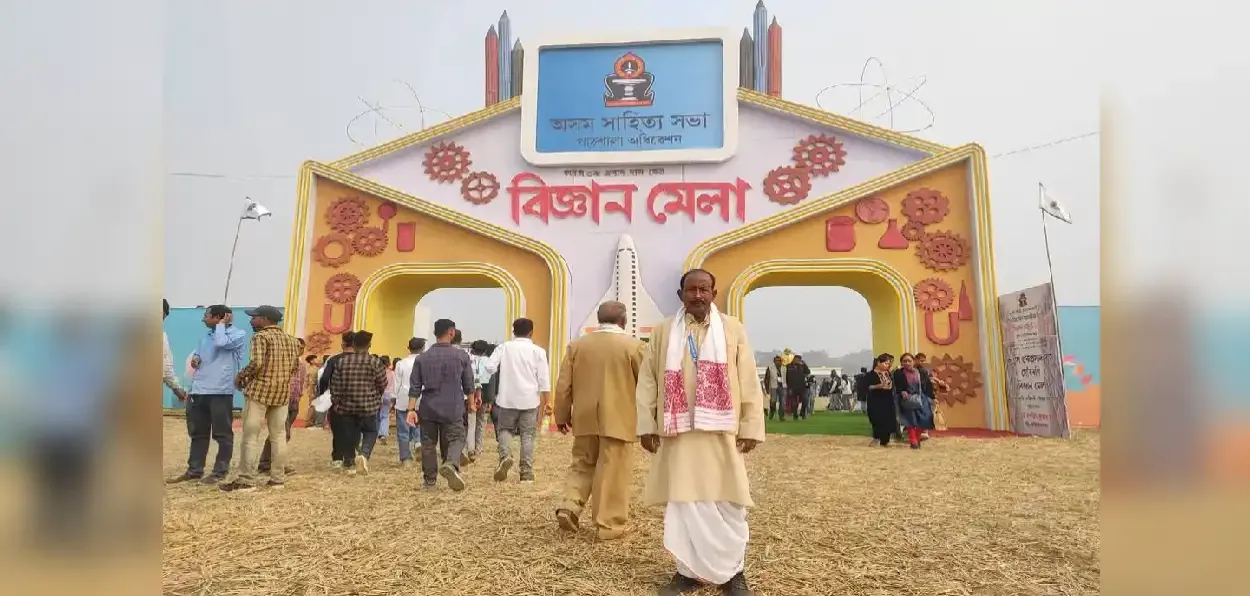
662,304,734,435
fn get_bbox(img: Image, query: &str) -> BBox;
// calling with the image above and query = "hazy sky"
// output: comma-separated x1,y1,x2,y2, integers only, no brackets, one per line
161,0,1098,355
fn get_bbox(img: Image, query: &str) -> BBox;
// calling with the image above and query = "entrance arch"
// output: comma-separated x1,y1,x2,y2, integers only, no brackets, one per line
686,146,1007,430
355,263,525,355
726,259,918,358
284,162,570,381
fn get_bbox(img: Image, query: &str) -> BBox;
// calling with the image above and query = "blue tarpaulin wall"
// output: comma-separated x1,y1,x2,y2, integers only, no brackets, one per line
162,306,283,409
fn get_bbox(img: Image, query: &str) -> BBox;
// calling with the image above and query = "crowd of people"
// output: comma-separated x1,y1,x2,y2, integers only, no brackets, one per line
853,352,950,448
160,269,765,595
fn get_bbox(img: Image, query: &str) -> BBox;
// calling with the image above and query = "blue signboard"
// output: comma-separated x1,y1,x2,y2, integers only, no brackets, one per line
528,38,731,161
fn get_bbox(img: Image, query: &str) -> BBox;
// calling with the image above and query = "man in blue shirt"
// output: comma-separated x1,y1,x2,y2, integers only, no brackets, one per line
167,305,248,484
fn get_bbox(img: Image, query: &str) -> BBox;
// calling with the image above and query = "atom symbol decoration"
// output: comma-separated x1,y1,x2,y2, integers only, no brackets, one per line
815,57,936,134
345,80,455,147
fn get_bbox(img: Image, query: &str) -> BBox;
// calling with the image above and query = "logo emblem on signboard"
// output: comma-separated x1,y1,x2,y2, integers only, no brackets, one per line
1018,293,1028,308
604,52,655,108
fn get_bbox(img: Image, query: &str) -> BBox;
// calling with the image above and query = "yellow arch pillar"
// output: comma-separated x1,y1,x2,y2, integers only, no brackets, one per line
724,259,919,358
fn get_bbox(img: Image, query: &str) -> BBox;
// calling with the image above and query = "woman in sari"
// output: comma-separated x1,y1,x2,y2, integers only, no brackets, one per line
892,353,936,449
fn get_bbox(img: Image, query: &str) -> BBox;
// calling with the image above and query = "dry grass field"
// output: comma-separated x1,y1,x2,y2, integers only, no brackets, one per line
162,418,1099,596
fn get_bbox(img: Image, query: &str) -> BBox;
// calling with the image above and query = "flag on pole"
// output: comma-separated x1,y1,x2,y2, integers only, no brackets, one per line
1039,186,1072,224
241,198,272,220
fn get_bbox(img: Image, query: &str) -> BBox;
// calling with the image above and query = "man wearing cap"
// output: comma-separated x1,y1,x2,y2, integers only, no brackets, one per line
167,305,247,485
220,305,303,492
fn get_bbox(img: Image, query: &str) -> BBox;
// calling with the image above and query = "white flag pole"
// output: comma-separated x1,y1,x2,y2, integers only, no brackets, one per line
223,215,246,305
223,196,259,304
1039,183,1059,297
1039,182,1070,437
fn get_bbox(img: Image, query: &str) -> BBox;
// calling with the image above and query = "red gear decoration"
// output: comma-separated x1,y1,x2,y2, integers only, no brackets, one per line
900,220,926,242
853,196,890,224
763,166,812,205
326,196,370,234
324,272,361,304
913,278,955,312
791,133,848,177
929,354,983,407
305,331,332,355
423,141,472,183
901,188,951,225
916,230,972,272
461,171,501,205
351,226,388,257
313,233,353,268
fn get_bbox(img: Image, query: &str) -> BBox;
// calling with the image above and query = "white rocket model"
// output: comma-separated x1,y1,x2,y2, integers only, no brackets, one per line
580,234,665,340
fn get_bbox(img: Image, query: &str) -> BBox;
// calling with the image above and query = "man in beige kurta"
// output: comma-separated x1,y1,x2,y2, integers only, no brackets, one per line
637,269,765,596
553,301,647,540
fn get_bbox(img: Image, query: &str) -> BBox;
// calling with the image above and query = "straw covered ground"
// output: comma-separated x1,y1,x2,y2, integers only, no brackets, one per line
162,418,1100,596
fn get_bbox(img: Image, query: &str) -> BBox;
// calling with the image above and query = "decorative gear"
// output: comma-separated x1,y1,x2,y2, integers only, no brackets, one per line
763,166,812,205
422,141,472,183
324,272,362,304
326,196,370,234
351,226,388,257
929,354,983,407
901,188,951,225
901,220,926,241
791,133,848,177
913,278,955,312
305,331,332,355
312,233,353,268
853,196,890,224
916,230,972,271
461,171,501,205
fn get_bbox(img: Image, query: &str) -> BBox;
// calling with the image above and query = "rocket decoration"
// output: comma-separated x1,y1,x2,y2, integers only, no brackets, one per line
579,234,665,340
483,3,782,106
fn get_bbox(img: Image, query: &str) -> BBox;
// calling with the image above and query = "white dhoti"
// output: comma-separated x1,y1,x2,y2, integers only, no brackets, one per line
663,501,749,585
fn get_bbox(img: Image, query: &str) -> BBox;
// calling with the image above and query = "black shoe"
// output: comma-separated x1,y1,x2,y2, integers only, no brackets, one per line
199,474,226,485
218,481,257,493
265,480,285,489
910,443,921,449
721,571,753,596
659,572,701,595
165,472,201,484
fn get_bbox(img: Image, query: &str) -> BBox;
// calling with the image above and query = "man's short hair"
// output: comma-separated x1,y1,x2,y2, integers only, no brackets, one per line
470,339,490,354
679,268,717,290
433,319,456,339
408,337,427,352
512,318,534,337
163,298,170,318
206,304,232,318
352,330,373,349
341,331,356,346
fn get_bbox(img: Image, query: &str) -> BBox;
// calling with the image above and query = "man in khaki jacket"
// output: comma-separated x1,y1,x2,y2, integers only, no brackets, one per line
553,301,646,540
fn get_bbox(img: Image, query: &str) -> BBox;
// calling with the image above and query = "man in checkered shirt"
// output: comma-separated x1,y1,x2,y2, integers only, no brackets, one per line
220,305,303,492
329,330,389,475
